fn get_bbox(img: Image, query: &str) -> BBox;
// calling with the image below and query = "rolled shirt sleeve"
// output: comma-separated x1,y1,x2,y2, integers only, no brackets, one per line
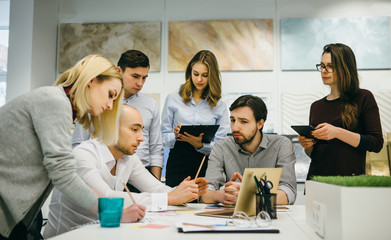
205,140,229,191
161,94,178,149
274,137,297,204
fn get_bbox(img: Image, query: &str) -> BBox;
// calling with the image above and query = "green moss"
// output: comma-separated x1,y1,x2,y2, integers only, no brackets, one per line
311,175,391,187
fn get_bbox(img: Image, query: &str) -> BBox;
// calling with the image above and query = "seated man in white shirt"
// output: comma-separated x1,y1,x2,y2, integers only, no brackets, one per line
44,105,208,238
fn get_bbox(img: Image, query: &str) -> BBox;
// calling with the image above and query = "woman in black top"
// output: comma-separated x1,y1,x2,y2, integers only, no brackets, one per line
299,43,383,179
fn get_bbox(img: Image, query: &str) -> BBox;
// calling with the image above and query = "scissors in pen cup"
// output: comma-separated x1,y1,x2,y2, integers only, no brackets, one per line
254,176,263,194
254,175,273,195
226,211,272,228
260,176,273,194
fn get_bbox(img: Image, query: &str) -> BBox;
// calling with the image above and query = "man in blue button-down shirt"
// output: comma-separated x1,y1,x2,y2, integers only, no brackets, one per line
72,50,164,180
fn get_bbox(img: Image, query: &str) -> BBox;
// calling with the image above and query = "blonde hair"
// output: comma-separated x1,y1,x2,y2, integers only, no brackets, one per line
179,50,222,108
55,54,124,145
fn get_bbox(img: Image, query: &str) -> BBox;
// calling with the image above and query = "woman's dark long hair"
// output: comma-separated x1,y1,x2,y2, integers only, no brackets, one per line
323,43,359,130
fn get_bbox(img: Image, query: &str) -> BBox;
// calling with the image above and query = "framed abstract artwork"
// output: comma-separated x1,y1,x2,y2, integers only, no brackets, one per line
281,16,391,70
58,22,161,73
169,19,273,71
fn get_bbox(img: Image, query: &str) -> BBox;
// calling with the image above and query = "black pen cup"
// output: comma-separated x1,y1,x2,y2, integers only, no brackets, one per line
256,193,277,219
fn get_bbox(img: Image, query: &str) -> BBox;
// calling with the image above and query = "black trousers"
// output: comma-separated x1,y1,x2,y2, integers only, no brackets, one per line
165,142,208,188
0,211,43,240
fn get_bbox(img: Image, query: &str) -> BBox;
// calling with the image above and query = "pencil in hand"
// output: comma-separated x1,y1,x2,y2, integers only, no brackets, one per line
122,182,136,204
194,155,206,180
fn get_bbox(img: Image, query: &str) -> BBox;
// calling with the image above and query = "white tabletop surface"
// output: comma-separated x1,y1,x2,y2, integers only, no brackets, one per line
48,204,322,240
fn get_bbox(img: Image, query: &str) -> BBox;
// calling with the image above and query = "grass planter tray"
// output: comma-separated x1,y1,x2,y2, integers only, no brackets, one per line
305,176,391,240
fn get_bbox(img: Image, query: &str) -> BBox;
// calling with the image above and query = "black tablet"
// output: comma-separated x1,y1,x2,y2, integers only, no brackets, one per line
291,125,315,139
179,125,220,143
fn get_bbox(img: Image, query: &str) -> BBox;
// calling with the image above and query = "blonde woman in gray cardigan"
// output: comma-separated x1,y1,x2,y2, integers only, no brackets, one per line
0,55,145,239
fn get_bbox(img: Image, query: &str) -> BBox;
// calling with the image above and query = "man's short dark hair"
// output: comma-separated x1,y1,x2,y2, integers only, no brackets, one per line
229,95,267,123
117,50,150,71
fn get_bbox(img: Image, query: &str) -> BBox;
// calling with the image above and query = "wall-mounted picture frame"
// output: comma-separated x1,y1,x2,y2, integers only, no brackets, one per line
169,19,273,71
58,21,161,73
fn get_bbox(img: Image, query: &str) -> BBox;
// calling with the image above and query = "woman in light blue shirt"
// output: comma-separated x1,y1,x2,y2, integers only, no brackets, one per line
161,50,230,187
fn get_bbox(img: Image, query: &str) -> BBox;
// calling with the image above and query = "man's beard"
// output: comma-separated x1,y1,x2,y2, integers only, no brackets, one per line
233,127,258,146
115,144,133,156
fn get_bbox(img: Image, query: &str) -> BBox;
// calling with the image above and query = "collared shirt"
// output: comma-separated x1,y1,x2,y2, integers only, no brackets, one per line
43,139,172,238
72,93,164,168
161,92,230,155
205,134,297,204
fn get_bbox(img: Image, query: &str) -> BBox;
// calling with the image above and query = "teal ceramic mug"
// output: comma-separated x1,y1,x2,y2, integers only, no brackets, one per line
98,198,124,228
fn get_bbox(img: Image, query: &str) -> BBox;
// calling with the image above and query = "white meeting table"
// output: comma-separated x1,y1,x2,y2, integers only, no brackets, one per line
48,204,322,240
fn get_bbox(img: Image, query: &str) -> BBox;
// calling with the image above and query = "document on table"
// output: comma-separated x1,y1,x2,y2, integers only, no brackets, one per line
145,204,280,233
177,222,280,233
175,216,279,233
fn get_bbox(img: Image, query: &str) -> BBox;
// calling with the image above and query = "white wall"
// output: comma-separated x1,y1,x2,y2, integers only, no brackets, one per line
7,0,391,133
7,0,58,102
6,0,34,102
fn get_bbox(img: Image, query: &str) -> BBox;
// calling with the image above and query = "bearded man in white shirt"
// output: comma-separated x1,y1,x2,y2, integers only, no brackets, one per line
44,105,208,238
